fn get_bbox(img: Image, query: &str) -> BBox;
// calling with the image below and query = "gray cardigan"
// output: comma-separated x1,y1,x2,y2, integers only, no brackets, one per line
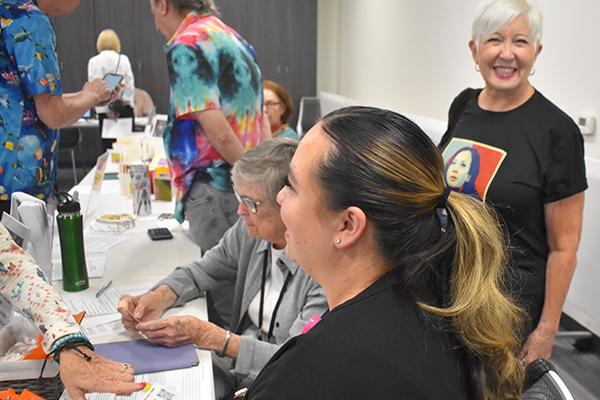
156,218,327,380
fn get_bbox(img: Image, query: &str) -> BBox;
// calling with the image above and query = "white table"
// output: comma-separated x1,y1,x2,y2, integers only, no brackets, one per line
54,169,214,399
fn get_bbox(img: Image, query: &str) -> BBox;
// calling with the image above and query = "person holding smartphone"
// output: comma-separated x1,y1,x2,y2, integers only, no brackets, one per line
88,29,136,150
0,0,122,216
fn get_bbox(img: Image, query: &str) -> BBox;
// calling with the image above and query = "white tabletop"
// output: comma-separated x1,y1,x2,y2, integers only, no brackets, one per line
54,169,214,399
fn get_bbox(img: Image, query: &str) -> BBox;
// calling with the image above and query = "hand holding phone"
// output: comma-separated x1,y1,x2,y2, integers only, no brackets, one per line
103,73,123,90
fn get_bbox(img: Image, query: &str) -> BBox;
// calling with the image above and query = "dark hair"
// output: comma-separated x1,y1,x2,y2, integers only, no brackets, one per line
445,146,481,198
317,106,524,399
263,80,294,123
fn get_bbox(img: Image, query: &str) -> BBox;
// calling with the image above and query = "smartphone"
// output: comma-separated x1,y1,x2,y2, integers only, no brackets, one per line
102,73,123,90
147,227,173,241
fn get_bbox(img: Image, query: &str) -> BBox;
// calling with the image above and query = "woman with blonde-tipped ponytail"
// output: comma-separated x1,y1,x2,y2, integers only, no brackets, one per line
243,106,525,400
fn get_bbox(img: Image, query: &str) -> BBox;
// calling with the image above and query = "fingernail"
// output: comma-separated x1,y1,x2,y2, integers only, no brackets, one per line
139,382,147,387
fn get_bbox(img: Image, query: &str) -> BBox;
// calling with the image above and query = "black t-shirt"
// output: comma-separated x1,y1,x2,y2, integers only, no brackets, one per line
246,271,472,400
439,88,587,326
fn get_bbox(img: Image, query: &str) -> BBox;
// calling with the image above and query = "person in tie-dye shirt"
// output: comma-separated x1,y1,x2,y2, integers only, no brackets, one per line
149,0,269,252
0,0,121,216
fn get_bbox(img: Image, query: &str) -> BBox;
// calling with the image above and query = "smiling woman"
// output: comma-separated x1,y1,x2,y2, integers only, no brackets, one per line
439,0,587,370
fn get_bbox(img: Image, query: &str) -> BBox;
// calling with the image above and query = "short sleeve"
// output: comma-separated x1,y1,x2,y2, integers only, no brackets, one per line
543,123,587,203
167,43,221,119
4,13,62,97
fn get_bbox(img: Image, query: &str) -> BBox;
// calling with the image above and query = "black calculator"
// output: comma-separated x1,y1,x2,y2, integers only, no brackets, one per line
147,228,173,241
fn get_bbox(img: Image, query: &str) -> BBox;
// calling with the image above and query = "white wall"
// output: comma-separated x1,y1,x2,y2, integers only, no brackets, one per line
317,0,600,159
317,0,600,335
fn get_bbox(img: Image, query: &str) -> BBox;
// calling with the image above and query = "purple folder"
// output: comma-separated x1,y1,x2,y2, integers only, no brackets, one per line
94,339,199,374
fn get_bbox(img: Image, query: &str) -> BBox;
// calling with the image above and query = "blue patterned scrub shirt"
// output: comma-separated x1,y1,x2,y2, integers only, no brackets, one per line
0,0,62,202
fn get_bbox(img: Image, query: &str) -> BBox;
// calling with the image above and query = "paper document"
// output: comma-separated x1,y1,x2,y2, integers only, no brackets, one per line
84,234,130,253
52,255,106,280
59,362,213,400
82,305,196,339
82,317,125,338
61,282,154,316
102,117,133,139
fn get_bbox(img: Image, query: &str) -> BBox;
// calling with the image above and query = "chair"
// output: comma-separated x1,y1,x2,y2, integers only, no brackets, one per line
295,97,321,139
522,359,574,400
58,127,83,186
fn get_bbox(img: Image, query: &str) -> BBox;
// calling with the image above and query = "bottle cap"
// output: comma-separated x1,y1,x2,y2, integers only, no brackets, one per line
57,199,81,213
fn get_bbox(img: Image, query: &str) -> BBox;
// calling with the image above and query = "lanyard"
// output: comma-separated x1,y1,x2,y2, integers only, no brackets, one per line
257,251,292,341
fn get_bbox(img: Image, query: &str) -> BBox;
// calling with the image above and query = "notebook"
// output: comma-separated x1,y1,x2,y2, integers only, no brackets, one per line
94,340,199,374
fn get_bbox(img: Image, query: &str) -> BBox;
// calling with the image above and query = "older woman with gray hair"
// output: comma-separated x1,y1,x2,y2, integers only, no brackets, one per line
118,137,327,399
439,0,586,366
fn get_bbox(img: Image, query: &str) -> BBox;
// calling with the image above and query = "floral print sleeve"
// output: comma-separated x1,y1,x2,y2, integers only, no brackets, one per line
0,223,81,353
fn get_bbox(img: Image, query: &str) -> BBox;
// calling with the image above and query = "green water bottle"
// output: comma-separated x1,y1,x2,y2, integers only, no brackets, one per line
56,198,89,291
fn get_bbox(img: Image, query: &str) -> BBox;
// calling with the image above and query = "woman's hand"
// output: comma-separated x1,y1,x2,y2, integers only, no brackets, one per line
518,325,556,366
118,285,177,331
137,315,230,354
136,315,207,348
59,346,145,400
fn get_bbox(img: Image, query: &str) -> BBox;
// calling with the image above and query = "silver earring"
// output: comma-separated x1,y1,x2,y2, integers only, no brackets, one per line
529,66,536,76
336,238,341,244
474,64,480,72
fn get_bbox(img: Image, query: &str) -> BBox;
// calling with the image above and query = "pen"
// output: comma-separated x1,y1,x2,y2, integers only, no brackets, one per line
96,280,113,298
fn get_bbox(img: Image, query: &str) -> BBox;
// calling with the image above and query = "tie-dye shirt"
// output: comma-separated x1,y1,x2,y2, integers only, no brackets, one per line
0,0,62,203
0,223,80,353
163,11,264,223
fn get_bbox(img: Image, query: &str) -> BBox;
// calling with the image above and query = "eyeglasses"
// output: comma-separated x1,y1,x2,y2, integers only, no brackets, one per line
264,101,282,108
233,185,265,214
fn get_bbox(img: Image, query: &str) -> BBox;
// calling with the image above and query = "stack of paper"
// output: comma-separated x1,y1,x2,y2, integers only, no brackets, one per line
10,192,54,278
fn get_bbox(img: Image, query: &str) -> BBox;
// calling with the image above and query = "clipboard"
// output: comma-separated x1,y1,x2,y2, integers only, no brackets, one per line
93,340,199,374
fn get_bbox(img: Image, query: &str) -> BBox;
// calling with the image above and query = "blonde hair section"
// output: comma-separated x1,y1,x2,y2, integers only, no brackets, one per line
319,106,525,399
420,190,525,399
96,29,121,53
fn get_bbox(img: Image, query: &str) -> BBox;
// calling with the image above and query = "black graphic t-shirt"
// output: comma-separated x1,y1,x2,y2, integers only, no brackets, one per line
440,89,587,328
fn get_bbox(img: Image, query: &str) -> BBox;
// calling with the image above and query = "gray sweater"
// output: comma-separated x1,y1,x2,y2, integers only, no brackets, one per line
156,218,327,380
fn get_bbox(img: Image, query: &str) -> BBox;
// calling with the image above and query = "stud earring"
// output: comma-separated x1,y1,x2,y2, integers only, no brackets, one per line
336,238,341,244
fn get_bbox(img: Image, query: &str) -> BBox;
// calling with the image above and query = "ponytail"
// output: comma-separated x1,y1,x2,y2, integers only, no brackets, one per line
419,191,525,399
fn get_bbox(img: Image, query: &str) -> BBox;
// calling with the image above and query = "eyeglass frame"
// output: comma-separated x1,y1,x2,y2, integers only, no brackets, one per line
232,184,266,214
264,101,282,108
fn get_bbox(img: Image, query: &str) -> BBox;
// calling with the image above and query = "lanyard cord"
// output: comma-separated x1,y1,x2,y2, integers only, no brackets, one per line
257,251,293,341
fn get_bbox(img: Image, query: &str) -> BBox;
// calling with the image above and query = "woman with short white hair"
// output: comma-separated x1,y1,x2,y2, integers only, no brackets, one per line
439,0,587,367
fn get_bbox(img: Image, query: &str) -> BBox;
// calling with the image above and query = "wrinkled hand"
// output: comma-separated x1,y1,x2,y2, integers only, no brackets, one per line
59,346,145,400
518,325,557,366
118,286,176,331
137,315,207,348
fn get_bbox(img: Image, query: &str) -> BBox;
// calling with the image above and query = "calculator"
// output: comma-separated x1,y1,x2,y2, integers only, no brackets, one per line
147,228,173,241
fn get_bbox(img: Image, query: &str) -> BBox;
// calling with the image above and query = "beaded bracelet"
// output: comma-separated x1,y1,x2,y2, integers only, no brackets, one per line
39,335,95,379
51,333,91,354
52,338,95,364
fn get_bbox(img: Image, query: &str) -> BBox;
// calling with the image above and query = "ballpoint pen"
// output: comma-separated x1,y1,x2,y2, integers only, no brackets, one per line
96,280,113,298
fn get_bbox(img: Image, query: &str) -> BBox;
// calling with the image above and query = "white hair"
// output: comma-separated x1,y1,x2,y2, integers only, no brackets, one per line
472,0,542,49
